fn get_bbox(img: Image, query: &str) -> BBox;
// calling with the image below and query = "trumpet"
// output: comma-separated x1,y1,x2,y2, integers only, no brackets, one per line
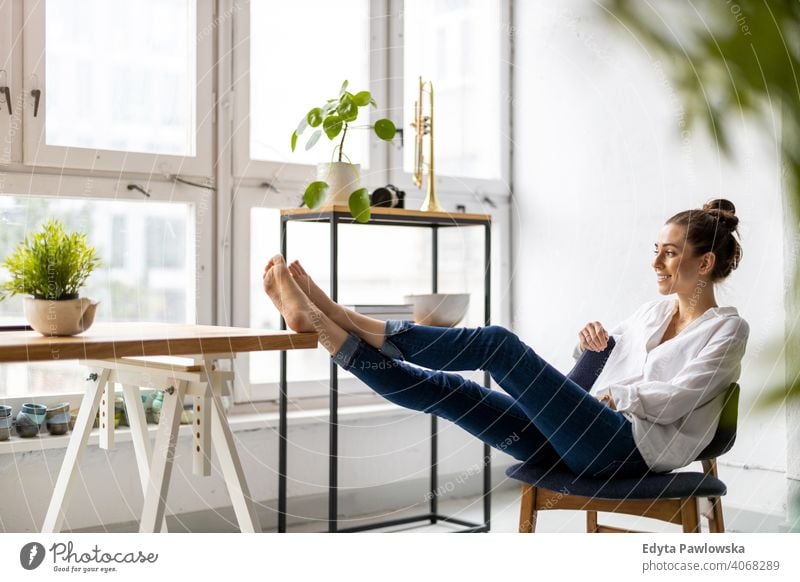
411,76,442,212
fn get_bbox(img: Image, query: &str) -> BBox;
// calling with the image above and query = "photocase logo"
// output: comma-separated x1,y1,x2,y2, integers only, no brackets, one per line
19,542,46,570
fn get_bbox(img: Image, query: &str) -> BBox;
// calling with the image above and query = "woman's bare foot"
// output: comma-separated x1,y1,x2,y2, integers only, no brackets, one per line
288,260,336,314
262,255,323,333
286,259,389,352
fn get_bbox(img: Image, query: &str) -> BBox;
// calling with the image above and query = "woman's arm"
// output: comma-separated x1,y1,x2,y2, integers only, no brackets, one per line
572,299,658,359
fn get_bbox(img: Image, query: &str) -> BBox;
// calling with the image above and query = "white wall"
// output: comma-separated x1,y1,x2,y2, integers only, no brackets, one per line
511,0,789,526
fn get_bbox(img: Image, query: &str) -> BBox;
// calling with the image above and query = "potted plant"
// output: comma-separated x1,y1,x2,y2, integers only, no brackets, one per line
291,80,396,223
0,219,101,336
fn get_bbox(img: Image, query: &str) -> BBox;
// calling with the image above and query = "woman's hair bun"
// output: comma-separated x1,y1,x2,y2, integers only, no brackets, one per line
702,198,739,230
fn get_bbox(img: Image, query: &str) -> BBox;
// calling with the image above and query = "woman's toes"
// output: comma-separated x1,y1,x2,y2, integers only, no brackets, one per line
294,261,308,276
265,254,287,277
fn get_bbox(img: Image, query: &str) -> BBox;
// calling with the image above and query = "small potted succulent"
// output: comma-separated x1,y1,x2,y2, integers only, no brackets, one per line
0,219,101,336
291,80,396,222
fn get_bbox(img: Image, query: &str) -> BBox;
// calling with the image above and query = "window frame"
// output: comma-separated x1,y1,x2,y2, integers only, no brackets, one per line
386,0,512,199
230,0,391,190
20,0,215,177
0,171,214,322
0,173,214,400
229,0,512,403
0,0,22,166
0,0,514,405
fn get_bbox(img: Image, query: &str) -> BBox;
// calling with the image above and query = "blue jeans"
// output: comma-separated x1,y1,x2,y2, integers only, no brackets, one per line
332,321,651,479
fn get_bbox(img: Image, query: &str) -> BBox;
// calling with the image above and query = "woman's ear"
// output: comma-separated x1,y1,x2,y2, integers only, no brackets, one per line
699,251,716,275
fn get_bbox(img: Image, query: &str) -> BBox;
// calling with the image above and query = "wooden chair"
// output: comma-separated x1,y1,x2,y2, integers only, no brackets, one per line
507,337,739,533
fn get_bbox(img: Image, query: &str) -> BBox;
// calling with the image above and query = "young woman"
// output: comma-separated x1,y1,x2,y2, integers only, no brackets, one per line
262,198,749,478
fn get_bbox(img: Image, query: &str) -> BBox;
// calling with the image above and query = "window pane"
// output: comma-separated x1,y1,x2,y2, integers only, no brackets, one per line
45,0,197,156
403,0,503,180
0,195,196,397
249,1,371,167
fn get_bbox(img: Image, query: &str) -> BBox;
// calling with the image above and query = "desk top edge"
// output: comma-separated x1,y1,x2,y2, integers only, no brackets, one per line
0,324,319,363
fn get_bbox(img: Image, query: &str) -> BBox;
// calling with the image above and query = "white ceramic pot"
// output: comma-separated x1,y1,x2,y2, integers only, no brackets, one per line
316,162,361,205
24,297,100,336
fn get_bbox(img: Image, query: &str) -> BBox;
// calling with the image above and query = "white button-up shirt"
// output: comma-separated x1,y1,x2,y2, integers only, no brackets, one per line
572,298,750,472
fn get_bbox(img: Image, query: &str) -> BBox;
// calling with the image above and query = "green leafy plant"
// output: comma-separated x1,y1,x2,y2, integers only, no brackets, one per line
291,80,397,222
0,219,101,301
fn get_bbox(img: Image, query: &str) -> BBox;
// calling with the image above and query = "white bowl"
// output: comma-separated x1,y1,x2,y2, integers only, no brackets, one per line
402,293,470,327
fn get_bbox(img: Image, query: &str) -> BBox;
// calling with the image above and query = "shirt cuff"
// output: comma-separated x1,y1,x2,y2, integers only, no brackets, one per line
605,384,642,417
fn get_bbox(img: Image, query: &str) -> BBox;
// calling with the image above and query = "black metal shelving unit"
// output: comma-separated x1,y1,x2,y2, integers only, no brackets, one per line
278,205,492,533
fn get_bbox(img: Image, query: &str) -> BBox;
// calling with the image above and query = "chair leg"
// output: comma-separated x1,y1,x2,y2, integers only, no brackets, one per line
701,459,725,533
680,497,701,533
586,511,599,533
518,484,538,533
703,497,725,533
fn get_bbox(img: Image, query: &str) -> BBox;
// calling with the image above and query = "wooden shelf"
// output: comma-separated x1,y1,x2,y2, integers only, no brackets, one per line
281,205,491,226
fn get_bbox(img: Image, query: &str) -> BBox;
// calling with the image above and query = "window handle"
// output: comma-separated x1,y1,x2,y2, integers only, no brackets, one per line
31,89,41,117
0,86,10,115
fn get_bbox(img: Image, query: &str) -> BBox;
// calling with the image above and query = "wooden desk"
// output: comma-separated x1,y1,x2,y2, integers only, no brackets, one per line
0,323,317,533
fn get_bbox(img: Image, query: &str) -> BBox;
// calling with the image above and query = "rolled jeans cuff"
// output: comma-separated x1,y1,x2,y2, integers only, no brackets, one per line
331,332,361,370
378,319,415,360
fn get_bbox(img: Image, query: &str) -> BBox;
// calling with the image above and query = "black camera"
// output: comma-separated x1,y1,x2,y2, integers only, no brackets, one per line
370,184,405,208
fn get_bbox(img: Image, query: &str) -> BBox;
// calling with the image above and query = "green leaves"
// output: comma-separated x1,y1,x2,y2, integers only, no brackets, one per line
306,108,323,127
337,93,358,122
302,183,370,224
323,115,343,139
290,81,397,165
348,188,371,223
353,91,371,106
0,219,101,301
303,181,329,210
373,118,396,141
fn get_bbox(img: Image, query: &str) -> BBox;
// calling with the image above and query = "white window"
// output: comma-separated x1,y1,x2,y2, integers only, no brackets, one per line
0,1,513,405
232,0,389,185
394,0,510,195
228,0,511,401
0,193,199,398
21,0,213,175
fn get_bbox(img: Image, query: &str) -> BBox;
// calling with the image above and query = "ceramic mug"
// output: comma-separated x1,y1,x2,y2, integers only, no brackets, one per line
16,403,47,438
0,405,12,441
46,402,71,436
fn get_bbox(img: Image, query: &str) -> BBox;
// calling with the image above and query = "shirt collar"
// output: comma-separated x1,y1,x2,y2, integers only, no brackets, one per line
664,297,738,321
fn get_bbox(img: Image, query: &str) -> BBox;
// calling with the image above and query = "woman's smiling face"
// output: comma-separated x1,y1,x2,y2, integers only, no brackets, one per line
652,223,714,295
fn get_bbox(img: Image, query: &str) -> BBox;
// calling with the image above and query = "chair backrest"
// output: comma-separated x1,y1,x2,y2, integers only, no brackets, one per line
696,382,739,460
566,339,740,460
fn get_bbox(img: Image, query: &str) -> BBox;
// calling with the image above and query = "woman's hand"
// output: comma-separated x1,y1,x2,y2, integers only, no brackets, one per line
598,393,617,410
578,321,609,352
